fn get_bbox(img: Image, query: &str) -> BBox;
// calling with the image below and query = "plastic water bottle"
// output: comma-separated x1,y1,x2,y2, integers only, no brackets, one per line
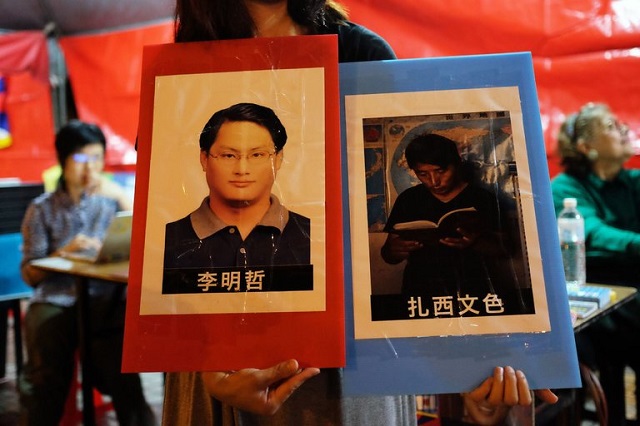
557,198,586,288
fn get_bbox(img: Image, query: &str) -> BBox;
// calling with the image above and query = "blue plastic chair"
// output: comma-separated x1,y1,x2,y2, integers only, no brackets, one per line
0,232,33,378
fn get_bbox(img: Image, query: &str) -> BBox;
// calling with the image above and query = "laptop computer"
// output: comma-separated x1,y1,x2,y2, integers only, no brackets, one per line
63,211,133,263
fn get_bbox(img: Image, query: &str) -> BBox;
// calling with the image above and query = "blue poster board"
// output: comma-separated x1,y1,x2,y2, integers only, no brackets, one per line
340,52,580,395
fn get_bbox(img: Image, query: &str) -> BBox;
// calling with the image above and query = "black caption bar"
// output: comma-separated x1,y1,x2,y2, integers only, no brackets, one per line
162,264,313,294
371,288,534,321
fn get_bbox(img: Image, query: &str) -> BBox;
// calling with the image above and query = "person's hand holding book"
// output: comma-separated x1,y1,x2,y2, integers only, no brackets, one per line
380,233,424,264
439,225,481,249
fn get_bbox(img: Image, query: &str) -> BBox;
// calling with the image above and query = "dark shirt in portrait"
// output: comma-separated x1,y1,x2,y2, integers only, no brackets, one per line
383,183,527,311
162,196,312,294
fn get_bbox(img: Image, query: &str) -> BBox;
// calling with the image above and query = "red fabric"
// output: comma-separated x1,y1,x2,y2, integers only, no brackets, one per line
0,31,49,84
0,32,55,182
343,0,640,57
59,22,174,171
342,0,640,175
3,72,56,181
2,2,640,179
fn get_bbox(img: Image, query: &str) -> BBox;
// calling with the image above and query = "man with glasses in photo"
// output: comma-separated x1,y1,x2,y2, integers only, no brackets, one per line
162,102,311,294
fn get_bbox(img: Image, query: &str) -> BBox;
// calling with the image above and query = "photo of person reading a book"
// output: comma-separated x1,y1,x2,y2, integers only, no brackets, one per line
162,102,312,294
381,133,523,312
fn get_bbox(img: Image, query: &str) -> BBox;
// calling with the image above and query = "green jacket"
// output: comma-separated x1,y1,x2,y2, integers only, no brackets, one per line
551,170,640,330
551,169,640,262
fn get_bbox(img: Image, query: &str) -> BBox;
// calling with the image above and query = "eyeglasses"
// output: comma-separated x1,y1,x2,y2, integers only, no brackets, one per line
611,120,629,136
569,106,629,144
71,153,104,164
207,150,275,164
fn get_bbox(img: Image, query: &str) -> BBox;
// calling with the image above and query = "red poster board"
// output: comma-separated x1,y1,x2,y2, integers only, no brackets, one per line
123,35,344,372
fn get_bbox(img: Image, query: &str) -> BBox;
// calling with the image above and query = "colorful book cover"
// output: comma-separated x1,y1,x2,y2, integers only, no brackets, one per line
340,53,580,395
123,35,345,372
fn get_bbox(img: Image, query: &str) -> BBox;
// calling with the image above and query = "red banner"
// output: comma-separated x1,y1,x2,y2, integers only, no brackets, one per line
0,31,55,182
3,2,640,180
342,0,640,175
59,22,174,171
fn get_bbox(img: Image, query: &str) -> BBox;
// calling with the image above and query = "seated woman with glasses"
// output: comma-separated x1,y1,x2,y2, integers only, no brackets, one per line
551,102,640,425
162,103,311,293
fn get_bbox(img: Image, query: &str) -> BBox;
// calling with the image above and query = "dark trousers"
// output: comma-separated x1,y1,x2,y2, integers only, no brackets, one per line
577,311,640,425
18,292,155,426
580,262,640,426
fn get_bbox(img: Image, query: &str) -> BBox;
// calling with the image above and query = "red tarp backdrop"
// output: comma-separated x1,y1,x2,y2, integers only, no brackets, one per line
59,22,174,172
1,0,640,180
0,23,173,180
0,31,55,181
341,0,640,175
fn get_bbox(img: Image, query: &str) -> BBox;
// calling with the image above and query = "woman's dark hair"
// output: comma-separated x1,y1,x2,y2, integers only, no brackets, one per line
55,119,106,167
199,102,287,153
557,102,610,178
174,0,348,42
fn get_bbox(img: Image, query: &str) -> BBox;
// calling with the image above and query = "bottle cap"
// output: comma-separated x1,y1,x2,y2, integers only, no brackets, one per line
563,198,577,208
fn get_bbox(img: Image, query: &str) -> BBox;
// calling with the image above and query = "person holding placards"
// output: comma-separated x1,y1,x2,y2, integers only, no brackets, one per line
161,1,558,425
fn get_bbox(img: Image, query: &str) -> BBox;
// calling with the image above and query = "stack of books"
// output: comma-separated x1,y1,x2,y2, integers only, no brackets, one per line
567,285,613,320
567,285,613,307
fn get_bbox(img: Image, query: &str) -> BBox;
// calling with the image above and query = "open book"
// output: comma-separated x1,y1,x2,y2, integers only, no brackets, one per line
391,207,480,243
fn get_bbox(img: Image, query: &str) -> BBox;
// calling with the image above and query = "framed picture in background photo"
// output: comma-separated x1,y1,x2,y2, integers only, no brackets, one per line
340,53,580,395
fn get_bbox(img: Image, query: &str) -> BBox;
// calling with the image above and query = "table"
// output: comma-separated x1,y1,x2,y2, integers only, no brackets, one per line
572,284,637,332
29,257,129,426
536,283,638,425
569,284,636,424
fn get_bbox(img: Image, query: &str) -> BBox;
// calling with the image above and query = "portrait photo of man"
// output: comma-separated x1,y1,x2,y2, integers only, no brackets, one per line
162,102,312,294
